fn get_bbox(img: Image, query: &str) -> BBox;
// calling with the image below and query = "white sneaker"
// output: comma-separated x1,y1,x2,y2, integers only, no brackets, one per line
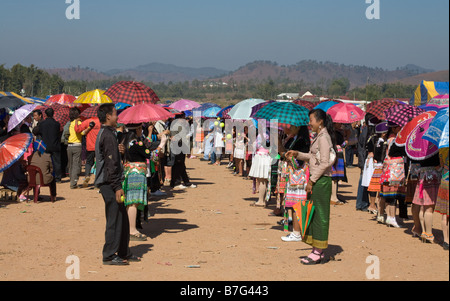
188,184,197,188
152,190,167,196
281,233,302,242
174,184,187,189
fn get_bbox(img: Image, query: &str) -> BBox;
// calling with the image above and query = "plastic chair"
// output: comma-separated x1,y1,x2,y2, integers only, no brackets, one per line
26,165,55,203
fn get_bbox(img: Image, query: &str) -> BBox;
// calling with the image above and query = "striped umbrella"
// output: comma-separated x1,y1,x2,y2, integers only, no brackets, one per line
217,105,234,119
385,105,424,127
0,91,33,104
254,102,310,127
0,133,33,173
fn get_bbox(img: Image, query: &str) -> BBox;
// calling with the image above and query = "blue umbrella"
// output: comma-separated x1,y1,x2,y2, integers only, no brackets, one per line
203,107,222,118
424,107,449,148
440,122,449,149
184,110,193,117
192,103,221,116
314,101,339,112
217,105,234,118
115,102,132,111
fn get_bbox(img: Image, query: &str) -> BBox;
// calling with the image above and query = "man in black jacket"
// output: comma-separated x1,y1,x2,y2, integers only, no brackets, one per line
95,103,138,266
38,108,62,182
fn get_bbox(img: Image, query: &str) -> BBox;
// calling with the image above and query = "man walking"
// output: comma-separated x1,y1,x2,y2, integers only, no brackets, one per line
38,108,62,182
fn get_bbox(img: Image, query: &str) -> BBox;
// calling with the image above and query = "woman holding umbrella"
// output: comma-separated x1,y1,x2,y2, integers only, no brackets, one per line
286,109,336,265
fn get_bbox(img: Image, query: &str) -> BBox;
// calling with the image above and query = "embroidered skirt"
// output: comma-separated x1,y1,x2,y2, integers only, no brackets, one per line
123,162,148,211
368,163,383,192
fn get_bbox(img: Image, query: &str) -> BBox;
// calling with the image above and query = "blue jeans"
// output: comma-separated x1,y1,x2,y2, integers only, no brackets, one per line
356,173,369,210
210,151,216,164
345,146,354,167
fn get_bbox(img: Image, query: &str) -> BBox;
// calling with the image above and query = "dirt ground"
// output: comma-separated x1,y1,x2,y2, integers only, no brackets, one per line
0,157,448,281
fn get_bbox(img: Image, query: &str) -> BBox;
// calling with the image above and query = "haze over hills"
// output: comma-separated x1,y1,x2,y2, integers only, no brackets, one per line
44,60,449,88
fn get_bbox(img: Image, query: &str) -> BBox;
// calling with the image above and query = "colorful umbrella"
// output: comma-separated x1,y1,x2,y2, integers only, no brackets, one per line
366,99,399,120
418,104,448,112
104,81,160,105
395,111,436,147
424,107,449,148
45,93,76,106
118,103,175,124
7,103,39,132
293,199,315,237
327,103,365,124
406,119,439,160
254,102,310,127
0,91,33,104
192,103,221,117
427,94,449,106
164,107,183,116
439,122,449,149
74,89,113,104
202,106,222,118
250,101,276,118
217,105,234,118
0,133,33,173
293,100,316,111
385,105,424,127
313,100,339,112
228,98,266,120
170,99,201,112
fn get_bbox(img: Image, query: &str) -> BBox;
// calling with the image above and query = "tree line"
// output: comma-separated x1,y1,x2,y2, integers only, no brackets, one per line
1,64,416,102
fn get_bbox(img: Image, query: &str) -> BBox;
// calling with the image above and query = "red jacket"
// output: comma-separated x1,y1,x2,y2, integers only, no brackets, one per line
74,117,101,152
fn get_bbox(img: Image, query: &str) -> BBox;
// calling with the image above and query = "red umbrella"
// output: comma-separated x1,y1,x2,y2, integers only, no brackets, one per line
366,99,399,120
45,93,76,106
327,103,365,124
0,133,33,173
293,100,316,111
118,103,175,124
395,111,436,146
104,81,160,105
80,106,99,119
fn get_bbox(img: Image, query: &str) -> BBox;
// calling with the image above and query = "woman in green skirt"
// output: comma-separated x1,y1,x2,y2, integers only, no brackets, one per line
286,109,337,265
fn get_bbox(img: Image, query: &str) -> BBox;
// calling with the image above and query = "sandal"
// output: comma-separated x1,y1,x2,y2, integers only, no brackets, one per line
130,233,147,241
301,251,325,265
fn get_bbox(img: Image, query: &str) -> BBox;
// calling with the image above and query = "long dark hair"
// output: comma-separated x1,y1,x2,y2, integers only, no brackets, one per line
121,128,138,163
309,109,337,154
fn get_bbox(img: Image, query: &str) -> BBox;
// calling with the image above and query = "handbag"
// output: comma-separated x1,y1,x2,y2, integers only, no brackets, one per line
380,157,405,186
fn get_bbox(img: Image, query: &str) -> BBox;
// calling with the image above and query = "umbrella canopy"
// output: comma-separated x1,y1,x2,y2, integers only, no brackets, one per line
74,89,113,104
0,133,33,173
395,111,436,147
385,104,424,127
410,81,449,106
202,106,222,118
26,97,46,105
104,81,160,105
37,104,71,130
406,119,439,160
170,99,201,112
0,91,33,104
184,110,193,117
314,101,340,112
439,122,449,149
115,102,132,111
327,103,365,124
423,107,449,148
0,96,28,110
254,102,310,127
192,103,221,117
118,103,175,124
217,105,234,119
7,103,39,132
80,106,99,119
250,101,276,118
293,100,316,111
427,94,449,106
228,98,266,120
366,99,399,120
164,107,183,116
45,93,76,106
418,103,448,112
293,199,315,237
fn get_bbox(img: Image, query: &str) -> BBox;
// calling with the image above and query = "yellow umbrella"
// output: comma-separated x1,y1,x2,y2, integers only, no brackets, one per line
74,89,112,104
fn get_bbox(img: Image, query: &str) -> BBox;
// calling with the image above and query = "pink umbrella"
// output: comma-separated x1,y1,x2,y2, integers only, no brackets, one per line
406,118,439,160
327,103,365,124
170,99,201,112
118,103,175,124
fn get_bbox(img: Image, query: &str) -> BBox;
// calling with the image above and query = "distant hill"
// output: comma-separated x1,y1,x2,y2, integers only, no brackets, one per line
393,70,449,85
214,60,440,88
44,60,445,87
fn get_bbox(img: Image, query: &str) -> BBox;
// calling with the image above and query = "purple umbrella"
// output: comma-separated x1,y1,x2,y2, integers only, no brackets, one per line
406,118,439,160
7,103,39,132
250,100,276,118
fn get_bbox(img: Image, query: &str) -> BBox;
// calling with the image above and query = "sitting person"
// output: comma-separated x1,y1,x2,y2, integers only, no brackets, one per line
27,139,57,202
1,159,29,201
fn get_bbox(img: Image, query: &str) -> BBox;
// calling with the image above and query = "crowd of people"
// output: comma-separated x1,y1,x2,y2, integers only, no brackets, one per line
0,102,448,266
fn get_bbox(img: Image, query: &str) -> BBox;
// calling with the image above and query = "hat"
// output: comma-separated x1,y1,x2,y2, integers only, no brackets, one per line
387,121,400,128
375,122,389,134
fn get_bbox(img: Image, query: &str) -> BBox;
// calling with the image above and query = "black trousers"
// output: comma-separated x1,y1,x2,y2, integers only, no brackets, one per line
50,151,62,181
85,151,95,177
100,184,131,261
170,154,190,187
